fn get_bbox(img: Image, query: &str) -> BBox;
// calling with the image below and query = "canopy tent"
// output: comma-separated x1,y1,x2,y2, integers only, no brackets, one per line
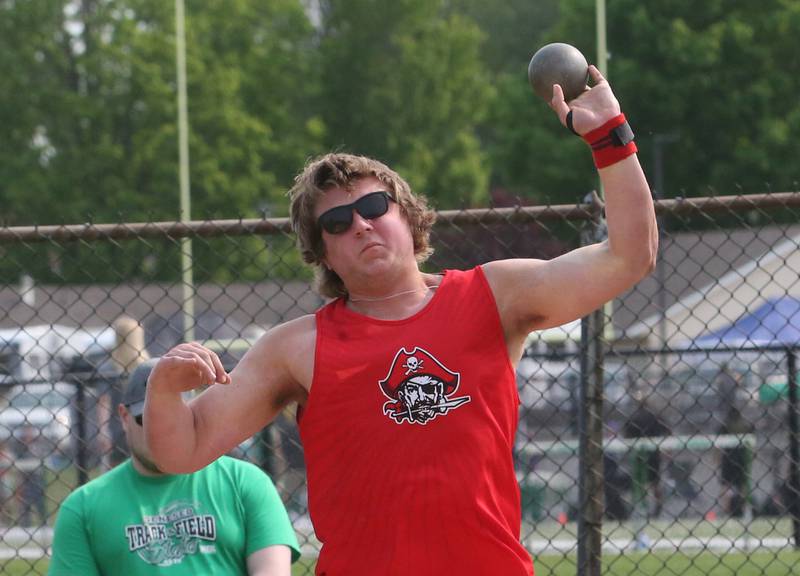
694,295,800,349
690,296,800,405
691,295,800,546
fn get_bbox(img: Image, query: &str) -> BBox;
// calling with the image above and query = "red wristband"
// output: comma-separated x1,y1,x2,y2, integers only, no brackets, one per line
582,113,637,169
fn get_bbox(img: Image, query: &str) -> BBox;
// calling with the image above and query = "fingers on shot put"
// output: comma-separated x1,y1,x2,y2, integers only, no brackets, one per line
549,83,570,122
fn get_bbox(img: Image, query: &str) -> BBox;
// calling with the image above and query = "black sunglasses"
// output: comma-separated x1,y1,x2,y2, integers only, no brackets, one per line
317,191,394,235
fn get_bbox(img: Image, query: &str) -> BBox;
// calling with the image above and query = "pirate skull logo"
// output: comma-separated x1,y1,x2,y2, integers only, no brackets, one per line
379,347,470,425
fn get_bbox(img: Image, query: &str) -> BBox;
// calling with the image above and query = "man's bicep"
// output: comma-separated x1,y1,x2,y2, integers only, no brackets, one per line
48,505,101,576
485,245,629,334
192,332,303,460
231,320,310,409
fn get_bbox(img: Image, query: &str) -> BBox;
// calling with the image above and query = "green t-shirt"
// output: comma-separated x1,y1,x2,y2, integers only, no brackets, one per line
48,456,300,575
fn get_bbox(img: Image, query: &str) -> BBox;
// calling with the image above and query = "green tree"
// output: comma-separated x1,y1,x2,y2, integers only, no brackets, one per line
448,0,599,205
552,0,800,198
316,0,493,207
183,0,324,220
0,0,72,224
447,0,559,76
0,0,321,282
472,0,800,205
484,70,595,205
0,0,321,223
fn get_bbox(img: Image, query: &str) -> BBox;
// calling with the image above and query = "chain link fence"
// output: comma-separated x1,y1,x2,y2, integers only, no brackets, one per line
1,192,800,574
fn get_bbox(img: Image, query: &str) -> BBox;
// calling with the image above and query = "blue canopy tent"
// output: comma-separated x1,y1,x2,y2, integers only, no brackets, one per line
695,296,800,350
694,295,800,545
694,296,800,403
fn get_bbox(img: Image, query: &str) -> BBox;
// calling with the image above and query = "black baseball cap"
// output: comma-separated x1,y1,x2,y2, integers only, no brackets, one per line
122,358,158,417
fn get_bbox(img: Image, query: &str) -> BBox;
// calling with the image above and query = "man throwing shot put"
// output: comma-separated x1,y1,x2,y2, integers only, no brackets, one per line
144,65,657,575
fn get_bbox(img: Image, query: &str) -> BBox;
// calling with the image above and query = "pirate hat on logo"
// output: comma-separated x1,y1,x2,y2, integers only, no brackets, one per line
379,347,460,399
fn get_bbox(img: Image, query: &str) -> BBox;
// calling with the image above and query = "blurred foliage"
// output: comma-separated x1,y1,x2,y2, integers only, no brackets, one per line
551,0,800,199
0,0,322,227
316,0,493,207
1,0,800,282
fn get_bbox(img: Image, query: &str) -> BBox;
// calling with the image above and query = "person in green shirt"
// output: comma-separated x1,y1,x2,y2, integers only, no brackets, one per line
49,359,300,576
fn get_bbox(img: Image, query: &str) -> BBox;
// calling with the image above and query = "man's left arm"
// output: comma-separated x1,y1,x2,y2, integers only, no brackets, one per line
48,495,102,576
483,65,657,357
247,545,293,576
238,460,301,576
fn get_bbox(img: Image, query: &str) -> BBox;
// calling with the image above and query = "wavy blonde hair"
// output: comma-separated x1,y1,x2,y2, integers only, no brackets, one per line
289,153,436,299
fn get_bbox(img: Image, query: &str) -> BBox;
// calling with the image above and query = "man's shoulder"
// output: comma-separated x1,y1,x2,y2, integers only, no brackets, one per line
213,454,260,470
260,314,316,349
242,314,315,364
202,456,277,493
208,455,269,479
62,460,134,508
282,313,316,333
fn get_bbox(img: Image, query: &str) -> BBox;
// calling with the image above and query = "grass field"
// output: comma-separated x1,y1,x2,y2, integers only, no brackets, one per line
535,549,800,575
0,557,318,575
5,549,800,575
6,465,796,575
524,516,796,542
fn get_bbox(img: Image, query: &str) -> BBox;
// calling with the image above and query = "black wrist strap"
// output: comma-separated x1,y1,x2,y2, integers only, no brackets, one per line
566,111,579,136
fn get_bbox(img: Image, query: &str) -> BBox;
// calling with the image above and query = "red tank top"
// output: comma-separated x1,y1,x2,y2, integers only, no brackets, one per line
299,267,534,576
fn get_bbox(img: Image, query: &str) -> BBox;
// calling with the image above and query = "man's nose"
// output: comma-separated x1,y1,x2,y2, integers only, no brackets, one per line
351,211,374,234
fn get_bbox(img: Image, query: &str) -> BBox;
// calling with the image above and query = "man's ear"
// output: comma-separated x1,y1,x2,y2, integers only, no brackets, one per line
117,404,130,433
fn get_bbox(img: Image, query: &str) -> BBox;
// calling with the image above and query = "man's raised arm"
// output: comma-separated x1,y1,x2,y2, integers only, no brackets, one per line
484,65,657,352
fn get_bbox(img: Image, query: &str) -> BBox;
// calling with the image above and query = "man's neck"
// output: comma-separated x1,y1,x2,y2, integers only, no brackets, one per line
345,272,441,320
130,455,167,478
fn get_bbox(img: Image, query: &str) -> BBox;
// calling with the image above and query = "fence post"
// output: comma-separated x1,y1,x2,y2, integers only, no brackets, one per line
787,349,800,548
112,316,150,466
577,192,606,576
74,380,89,486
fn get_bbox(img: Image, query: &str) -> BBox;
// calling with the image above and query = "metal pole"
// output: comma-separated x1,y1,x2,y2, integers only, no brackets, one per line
577,192,606,576
787,349,800,548
652,134,678,345
74,380,88,486
595,0,614,341
595,0,607,77
176,0,195,342
653,138,666,347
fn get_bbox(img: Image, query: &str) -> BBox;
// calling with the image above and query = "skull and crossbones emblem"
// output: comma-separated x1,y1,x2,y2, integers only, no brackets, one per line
403,356,423,375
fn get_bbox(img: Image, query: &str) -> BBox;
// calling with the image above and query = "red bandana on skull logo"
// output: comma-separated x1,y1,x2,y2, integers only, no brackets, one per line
379,347,470,424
